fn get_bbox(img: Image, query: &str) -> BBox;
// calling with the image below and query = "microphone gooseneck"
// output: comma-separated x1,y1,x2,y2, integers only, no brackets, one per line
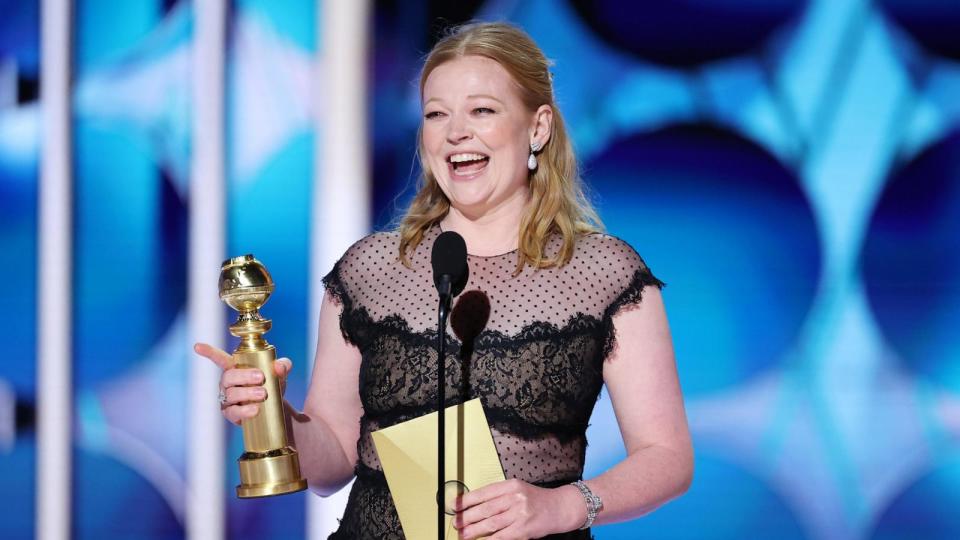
430,230,468,540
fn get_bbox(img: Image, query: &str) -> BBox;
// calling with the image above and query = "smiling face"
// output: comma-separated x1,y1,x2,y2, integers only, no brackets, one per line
421,55,548,221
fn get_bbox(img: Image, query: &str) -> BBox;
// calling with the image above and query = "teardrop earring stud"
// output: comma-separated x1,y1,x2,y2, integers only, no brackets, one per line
528,142,541,171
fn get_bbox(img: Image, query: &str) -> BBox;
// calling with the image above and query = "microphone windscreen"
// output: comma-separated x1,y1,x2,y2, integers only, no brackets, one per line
431,231,469,297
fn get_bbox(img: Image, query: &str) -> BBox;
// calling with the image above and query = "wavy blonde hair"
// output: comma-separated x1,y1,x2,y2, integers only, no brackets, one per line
398,22,602,273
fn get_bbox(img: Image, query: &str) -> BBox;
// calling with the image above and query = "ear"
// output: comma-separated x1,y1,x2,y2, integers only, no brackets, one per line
529,104,553,149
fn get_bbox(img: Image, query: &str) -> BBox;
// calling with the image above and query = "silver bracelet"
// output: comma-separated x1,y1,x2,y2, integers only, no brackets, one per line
571,480,603,530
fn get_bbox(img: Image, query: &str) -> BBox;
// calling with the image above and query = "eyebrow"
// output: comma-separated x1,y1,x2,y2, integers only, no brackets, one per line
423,94,506,107
467,94,505,103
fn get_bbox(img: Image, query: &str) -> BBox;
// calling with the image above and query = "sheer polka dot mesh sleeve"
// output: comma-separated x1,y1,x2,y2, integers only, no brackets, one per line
324,226,663,540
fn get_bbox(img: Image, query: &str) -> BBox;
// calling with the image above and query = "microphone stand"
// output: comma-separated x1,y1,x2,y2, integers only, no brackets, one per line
437,275,452,540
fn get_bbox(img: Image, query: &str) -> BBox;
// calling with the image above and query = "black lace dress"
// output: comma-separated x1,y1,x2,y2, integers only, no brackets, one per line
323,225,663,540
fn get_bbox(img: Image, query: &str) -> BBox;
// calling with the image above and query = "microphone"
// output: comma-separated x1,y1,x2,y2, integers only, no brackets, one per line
431,230,468,305
429,230,468,540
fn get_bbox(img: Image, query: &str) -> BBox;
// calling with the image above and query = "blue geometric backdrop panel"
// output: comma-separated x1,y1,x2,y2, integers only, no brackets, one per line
585,125,821,396
72,1,188,538
224,1,316,538
0,0,39,536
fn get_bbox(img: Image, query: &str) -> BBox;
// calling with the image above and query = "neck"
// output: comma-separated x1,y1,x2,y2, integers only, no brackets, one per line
441,188,529,256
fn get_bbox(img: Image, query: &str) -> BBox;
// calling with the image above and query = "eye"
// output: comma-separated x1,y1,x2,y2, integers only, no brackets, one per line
473,107,495,115
424,111,445,120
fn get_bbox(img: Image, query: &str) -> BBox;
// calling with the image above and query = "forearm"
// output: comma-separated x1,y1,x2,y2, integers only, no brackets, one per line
452,444,692,539
584,443,693,526
285,401,356,496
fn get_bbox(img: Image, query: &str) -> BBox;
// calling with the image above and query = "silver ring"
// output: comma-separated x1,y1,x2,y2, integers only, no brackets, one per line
218,388,227,406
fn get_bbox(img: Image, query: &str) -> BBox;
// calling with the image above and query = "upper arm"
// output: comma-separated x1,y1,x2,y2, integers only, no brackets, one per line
603,286,691,460
302,290,363,466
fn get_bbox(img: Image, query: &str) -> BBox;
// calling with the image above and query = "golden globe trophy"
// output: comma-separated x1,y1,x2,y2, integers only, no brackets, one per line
219,254,307,498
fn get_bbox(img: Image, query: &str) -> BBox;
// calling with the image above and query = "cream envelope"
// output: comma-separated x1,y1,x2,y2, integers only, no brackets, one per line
372,398,505,540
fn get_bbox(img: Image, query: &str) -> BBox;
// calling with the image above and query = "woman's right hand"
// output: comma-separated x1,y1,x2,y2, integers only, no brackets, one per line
194,342,293,425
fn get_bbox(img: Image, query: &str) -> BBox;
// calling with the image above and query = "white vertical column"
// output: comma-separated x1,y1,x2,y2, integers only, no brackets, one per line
187,0,227,539
307,0,372,538
37,1,73,539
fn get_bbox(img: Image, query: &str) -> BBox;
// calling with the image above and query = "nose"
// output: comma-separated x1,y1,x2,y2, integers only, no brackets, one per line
446,112,472,144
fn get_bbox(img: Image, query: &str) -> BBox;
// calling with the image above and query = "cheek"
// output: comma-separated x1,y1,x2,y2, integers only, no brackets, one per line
421,125,441,152
492,141,526,172
481,121,528,159
420,128,446,167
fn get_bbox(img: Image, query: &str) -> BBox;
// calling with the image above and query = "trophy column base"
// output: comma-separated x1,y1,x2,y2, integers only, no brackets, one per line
236,447,308,498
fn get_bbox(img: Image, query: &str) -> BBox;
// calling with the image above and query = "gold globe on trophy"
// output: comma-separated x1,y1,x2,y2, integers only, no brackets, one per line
219,254,307,498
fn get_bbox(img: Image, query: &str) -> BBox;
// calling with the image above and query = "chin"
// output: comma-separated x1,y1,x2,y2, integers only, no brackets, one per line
448,193,493,213
440,176,495,201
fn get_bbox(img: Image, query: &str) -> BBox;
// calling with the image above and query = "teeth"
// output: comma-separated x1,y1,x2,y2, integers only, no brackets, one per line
449,153,488,163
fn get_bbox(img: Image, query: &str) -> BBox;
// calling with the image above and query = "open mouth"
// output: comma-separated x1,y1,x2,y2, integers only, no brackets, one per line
448,152,490,176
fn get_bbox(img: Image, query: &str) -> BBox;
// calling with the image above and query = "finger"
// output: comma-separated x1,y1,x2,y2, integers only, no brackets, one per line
221,368,265,389
223,404,259,425
195,342,234,370
274,359,292,396
223,385,267,407
489,524,528,540
458,478,522,511
274,357,293,379
459,507,513,540
457,494,514,529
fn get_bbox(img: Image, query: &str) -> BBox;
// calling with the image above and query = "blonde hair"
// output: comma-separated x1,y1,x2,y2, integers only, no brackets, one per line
398,22,602,273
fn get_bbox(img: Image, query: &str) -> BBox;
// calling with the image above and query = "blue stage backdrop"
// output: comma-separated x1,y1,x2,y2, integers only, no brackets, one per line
1,0,959,538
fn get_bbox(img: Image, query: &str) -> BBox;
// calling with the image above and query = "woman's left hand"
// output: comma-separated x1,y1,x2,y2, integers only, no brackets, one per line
454,478,584,540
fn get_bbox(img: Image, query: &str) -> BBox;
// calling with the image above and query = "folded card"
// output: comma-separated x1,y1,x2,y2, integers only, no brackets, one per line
372,398,505,539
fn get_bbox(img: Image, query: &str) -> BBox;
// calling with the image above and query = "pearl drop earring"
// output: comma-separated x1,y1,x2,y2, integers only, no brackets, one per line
528,141,541,171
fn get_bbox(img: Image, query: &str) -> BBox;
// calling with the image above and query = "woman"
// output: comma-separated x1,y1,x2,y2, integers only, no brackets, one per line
198,22,692,539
